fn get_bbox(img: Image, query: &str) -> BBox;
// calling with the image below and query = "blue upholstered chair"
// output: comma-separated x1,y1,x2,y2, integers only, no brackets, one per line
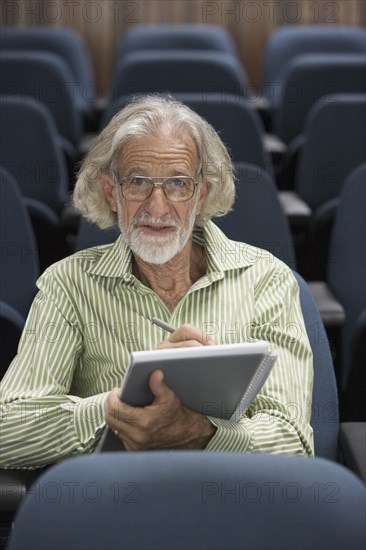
0,25,95,119
0,167,39,320
0,51,82,151
216,162,296,268
75,219,120,252
0,301,25,380
0,97,69,215
110,50,248,102
307,164,366,423
279,94,366,279
273,54,366,146
0,99,70,270
119,24,237,57
262,25,366,111
8,451,365,550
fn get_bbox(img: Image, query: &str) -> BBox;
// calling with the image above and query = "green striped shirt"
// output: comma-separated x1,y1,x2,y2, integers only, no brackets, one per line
0,222,314,468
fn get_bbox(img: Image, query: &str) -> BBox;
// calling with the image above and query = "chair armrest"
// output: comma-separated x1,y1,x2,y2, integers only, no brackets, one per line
307,281,345,327
279,190,312,226
339,422,366,483
0,469,45,513
279,134,306,191
248,96,271,131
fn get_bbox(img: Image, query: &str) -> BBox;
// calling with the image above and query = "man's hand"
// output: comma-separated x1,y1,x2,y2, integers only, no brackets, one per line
157,322,214,349
104,369,217,451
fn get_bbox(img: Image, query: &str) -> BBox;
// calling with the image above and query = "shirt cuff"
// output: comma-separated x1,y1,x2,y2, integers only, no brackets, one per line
205,416,253,453
72,393,109,449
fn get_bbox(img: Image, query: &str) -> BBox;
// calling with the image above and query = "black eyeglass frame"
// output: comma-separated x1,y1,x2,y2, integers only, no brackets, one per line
114,174,199,203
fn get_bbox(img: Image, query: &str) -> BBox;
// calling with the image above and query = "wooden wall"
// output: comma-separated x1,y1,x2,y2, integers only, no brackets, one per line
1,0,365,96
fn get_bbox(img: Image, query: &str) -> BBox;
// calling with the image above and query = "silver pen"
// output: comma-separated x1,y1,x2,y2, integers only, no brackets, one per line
151,317,176,334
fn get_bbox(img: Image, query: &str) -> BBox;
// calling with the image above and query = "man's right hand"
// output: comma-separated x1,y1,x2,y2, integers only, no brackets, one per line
156,323,214,349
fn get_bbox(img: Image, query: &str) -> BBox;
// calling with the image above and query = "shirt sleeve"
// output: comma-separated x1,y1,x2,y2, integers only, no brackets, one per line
0,269,108,469
205,264,314,456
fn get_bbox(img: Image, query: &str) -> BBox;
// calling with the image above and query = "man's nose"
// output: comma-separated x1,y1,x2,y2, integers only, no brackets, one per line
144,186,170,216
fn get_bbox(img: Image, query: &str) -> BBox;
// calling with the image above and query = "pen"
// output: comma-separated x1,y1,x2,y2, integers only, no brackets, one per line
151,317,176,334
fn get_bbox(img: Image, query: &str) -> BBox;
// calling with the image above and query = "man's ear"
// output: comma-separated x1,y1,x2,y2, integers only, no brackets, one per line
195,181,209,216
100,173,117,213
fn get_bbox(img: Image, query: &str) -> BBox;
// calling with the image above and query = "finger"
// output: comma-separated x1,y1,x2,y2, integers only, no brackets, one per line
149,369,171,401
157,338,205,350
104,388,137,425
167,323,213,345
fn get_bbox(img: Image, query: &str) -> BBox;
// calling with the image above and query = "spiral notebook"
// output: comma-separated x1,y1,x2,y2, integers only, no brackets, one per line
96,341,278,452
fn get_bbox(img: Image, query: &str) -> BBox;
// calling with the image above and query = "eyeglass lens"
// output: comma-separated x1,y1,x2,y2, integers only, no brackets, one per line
122,176,195,202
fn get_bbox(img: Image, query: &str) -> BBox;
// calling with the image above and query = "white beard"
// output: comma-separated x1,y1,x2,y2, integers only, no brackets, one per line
116,200,198,265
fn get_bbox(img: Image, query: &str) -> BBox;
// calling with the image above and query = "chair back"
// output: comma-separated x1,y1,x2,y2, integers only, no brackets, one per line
8,452,365,550
297,94,366,211
0,25,95,115
0,301,24,379
120,24,236,57
0,97,69,214
262,25,366,107
111,51,247,101
75,219,120,252
274,54,366,144
215,163,296,268
0,167,39,318
327,164,366,389
293,272,339,461
0,51,82,145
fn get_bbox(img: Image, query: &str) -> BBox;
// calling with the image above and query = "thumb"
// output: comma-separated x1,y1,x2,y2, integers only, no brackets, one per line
149,369,170,401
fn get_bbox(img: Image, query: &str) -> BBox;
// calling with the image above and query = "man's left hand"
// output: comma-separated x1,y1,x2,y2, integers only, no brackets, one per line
104,370,217,451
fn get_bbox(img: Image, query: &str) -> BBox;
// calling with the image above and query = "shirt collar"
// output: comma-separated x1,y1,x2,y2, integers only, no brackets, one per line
197,221,259,276
84,221,257,279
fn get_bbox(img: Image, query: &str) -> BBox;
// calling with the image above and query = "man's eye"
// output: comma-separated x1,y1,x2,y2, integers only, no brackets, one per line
131,177,148,186
170,178,185,188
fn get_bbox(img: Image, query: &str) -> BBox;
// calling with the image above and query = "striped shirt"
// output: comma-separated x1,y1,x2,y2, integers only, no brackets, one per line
0,221,314,468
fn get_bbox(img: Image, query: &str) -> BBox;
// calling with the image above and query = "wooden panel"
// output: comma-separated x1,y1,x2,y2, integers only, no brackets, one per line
1,0,365,95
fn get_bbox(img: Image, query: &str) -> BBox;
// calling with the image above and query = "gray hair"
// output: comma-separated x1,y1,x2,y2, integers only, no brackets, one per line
73,96,235,229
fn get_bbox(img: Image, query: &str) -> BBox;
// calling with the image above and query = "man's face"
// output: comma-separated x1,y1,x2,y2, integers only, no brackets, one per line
103,132,207,264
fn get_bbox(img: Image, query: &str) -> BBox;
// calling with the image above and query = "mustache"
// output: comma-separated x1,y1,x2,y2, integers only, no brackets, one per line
132,212,180,228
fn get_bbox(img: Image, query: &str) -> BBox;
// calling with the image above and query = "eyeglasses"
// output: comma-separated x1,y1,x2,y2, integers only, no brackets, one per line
117,175,198,203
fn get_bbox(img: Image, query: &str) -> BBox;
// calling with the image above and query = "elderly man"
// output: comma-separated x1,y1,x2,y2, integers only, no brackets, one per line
0,96,313,467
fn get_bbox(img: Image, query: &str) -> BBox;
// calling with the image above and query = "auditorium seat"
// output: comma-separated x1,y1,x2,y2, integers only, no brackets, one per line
262,25,366,116
7,451,365,550
0,301,25,380
0,51,83,162
273,54,366,146
216,163,296,268
0,98,72,269
0,167,39,320
0,25,96,121
307,164,366,419
110,50,248,102
75,219,120,252
279,94,366,279
119,23,237,57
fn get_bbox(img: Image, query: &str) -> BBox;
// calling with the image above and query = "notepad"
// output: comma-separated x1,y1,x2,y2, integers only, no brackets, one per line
96,342,277,452
121,342,277,420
